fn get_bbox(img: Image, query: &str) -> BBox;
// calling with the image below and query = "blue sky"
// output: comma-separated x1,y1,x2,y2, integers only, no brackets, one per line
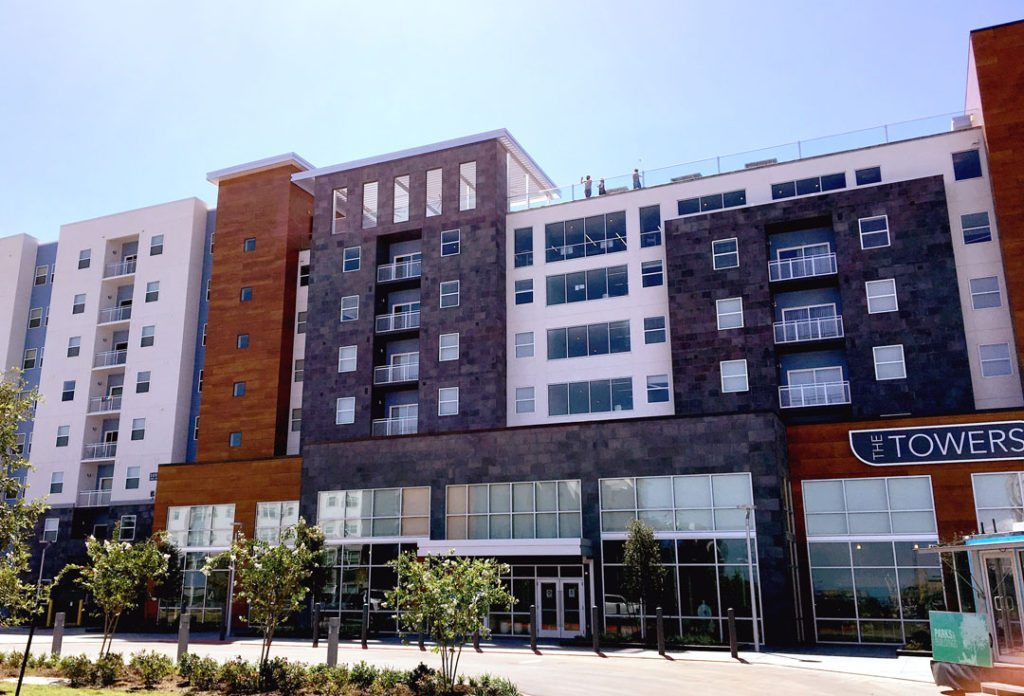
1,1,1020,242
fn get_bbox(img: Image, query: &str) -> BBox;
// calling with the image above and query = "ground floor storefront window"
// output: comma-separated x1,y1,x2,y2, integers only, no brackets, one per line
158,550,229,626
321,543,417,634
492,563,587,638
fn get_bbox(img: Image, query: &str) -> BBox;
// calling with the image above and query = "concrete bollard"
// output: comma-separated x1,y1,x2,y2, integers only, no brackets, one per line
51,613,65,656
327,618,339,667
656,607,665,656
418,625,425,652
312,603,321,648
361,604,369,649
591,606,600,653
727,608,738,660
177,612,191,662
529,604,537,652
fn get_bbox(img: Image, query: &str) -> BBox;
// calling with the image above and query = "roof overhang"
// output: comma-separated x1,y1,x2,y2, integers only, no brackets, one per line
207,153,317,192
417,537,592,558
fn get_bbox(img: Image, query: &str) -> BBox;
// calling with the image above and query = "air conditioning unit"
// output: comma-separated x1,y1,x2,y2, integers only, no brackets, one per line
951,114,975,131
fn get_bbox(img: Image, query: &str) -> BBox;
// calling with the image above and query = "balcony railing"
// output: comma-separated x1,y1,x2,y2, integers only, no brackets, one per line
88,395,122,413
97,305,132,324
377,259,422,283
93,349,128,368
375,310,420,334
779,381,851,409
82,442,118,460
372,416,418,437
104,259,137,278
768,253,837,282
374,361,420,385
78,489,112,507
773,316,845,344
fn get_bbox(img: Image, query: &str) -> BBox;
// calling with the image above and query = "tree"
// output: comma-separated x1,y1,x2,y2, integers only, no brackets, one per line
385,552,514,693
57,526,169,656
0,370,45,626
206,519,324,666
622,519,666,639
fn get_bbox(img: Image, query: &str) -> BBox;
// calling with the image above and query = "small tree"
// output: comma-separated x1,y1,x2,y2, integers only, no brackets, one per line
386,551,514,693
206,518,324,666
622,519,666,639
0,370,45,626
58,526,169,655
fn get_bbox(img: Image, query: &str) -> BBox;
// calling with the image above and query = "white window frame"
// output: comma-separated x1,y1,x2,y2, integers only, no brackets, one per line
43,517,59,542
980,343,1013,378
440,280,460,308
515,386,535,414
291,408,302,432
720,359,749,393
716,297,744,330
641,259,664,287
459,161,477,211
439,333,459,362
338,345,357,372
34,265,48,285
150,235,164,255
343,246,361,272
873,344,907,381
67,336,81,357
970,276,1002,310
145,281,159,303
393,175,410,224
514,278,533,305
858,215,891,249
441,229,461,257
119,515,137,541
49,471,64,495
131,418,146,441
426,168,442,217
362,181,379,229
332,188,347,234
78,248,91,269
28,307,43,329
136,371,151,393
141,325,156,347
865,279,898,314
72,293,86,314
125,465,140,490
712,238,739,270
193,416,200,441
438,387,459,416
55,425,70,447
646,374,670,403
962,212,992,245
515,332,534,358
336,396,355,425
340,295,359,322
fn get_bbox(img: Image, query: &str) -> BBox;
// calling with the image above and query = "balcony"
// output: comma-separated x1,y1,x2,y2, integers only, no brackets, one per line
374,361,420,385
773,316,845,344
372,417,418,437
375,310,421,334
93,349,128,369
768,253,837,282
779,381,851,409
87,395,122,414
78,489,112,508
97,305,132,325
82,442,117,460
377,259,422,283
104,259,137,278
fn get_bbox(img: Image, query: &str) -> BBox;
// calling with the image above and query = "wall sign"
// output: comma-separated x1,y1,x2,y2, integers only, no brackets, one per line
849,420,1024,466
930,611,993,667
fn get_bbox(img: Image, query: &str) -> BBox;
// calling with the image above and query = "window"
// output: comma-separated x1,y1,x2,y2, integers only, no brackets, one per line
338,345,357,372
970,276,1002,309
166,503,236,547
343,247,360,272
141,325,155,347
43,518,58,542
233,381,246,397
145,281,160,302
332,188,348,234
426,168,442,217
547,320,630,359
150,235,164,255
855,166,882,186
548,377,633,416
546,265,628,305
438,387,459,416
639,205,662,247
515,332,534,358
255,501,300,544
459,161,477,210
335,397,355,424
240,287,253,302
296,311,307,334
771,173,846,199
198,369,204,391
362,181,379,228
514,279,533,305
119,515,136,541
716,298,744,330
300,264,310,286
980,343,1013,377
56,425,70,447
859,215,890,249
22,348,37,370
193,417,199,440
676,189,747,216
34,265,48,285
49,472,63,495
865,279,898,314
641,260,663,287
206,280,211,301
340,295,359,321
229,432,242,447
962,212,992,244
515,387,535,414
439,333,459,362
447,479,582,540
393,175,410,223
545,211,626,262
712,239,739,270
61,380,75,402
291,408,302,432
514,227,533,267
131,418,146,441
440,280,460,308
202,323,207,346
441,229,460,256
14,433,26,457
600,472,755,534
67,336,81,357
78,249,91,269
72,293,86,314
647,374,670,403
243,237,256,252
318,486,429,539
644,316,666,344
125,466,140,490
28,307,43,329
237,334,249,349
953,149,982,181
294,359,304,382
720,360,748,393
136,371,150,393
210,232,215,253
873,345,907,380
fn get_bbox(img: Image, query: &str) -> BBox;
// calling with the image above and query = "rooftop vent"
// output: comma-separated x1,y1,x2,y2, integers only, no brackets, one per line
951,114,975,131
745,158,778,169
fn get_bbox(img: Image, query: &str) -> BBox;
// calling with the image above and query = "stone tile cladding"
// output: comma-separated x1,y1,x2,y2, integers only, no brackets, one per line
665,175,974,421
303,140,508,443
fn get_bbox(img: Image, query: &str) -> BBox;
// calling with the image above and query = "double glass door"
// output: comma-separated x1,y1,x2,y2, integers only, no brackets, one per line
983,551,1024,663
536,578,585,639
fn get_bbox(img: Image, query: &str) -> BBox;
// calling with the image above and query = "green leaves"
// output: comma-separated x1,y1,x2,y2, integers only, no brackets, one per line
622,519,666,627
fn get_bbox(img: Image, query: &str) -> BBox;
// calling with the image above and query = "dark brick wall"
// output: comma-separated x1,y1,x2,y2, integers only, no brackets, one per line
665,175,974,420
300,411,797,641
303,139,508,443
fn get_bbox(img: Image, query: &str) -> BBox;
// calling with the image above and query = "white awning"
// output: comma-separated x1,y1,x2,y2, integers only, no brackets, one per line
417,538,592,558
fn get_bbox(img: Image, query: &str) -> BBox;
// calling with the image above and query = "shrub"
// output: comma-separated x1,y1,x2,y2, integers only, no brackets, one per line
184,655,220,691
370,667,410,694
129,651,175,689
94,652,124,686
219,656,259,694
467,674,521,696
1,650,22,670
260,657,307,695
59,654,95,687
178,653,198,682
306,663,349,696
349,660,380,689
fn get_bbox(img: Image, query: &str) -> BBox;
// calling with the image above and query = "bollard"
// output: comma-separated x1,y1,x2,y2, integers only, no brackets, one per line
727,608,738,660
656,606,665,656
177,612,191,662
326,618,340,667
361,604,369,649
529,604,537,652
51,613,65,656
418,623,425,651
591,606,600,653
76,600,84,626
312,603,321,648
473,630,481,652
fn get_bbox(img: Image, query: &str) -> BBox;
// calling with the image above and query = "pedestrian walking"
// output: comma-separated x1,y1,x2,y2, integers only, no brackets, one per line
581,175,592,198
632,169,642,189
598,178,606,195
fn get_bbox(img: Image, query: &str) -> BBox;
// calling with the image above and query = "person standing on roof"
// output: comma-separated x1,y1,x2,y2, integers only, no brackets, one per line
581,175,593,198
633,169,642,189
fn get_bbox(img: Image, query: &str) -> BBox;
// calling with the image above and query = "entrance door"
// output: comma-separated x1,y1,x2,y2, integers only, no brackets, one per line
535,578,586,639
984,552,1024,663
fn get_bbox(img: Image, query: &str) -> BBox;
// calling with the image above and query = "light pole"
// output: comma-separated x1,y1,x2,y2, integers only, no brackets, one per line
739,505,760,652
221,522,242,641
16,539,52,696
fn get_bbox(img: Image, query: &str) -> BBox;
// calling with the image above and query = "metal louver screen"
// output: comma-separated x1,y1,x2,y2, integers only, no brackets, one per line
460,161,477,210
426,168,442,217
362,182,378,229
394,175,410,223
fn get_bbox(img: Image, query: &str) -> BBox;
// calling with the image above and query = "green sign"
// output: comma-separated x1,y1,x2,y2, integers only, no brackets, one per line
930,611,993,667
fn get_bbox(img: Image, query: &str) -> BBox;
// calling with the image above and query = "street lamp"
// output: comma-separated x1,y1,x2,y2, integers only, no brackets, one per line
221,522,242,641
738,504,760,652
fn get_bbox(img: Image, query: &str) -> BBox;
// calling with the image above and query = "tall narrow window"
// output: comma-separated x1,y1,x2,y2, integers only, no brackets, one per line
343,247,361,272
56,425,70,447
336,397,355,425
291,409,302,432
61,380,75,402
439,387,460,416
43,518,58,542
440,280,460,308
236,334,249,349
243,237,256,252
340,295,359,322
22,348,37,370
136,371,151,393
394,175,410,223
34,265,48,285
332,188,347,234
514,227,533,268
50,472,64,495
338,345,357,372
240,287,253,302
150,235,164,255
125,466,140,490
28,308,43,329
426,168,442,217
441,229,461,256
362,181,379,229
67,336,81,357
233,381,246,397
439,333,459,362
72,294,86,314
229,432,242,447
131,418,146,441
639,205,662,248
141,325,156,347
78,249,91,269
294,359,304,382
459,161,477,211
296,311,307,334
